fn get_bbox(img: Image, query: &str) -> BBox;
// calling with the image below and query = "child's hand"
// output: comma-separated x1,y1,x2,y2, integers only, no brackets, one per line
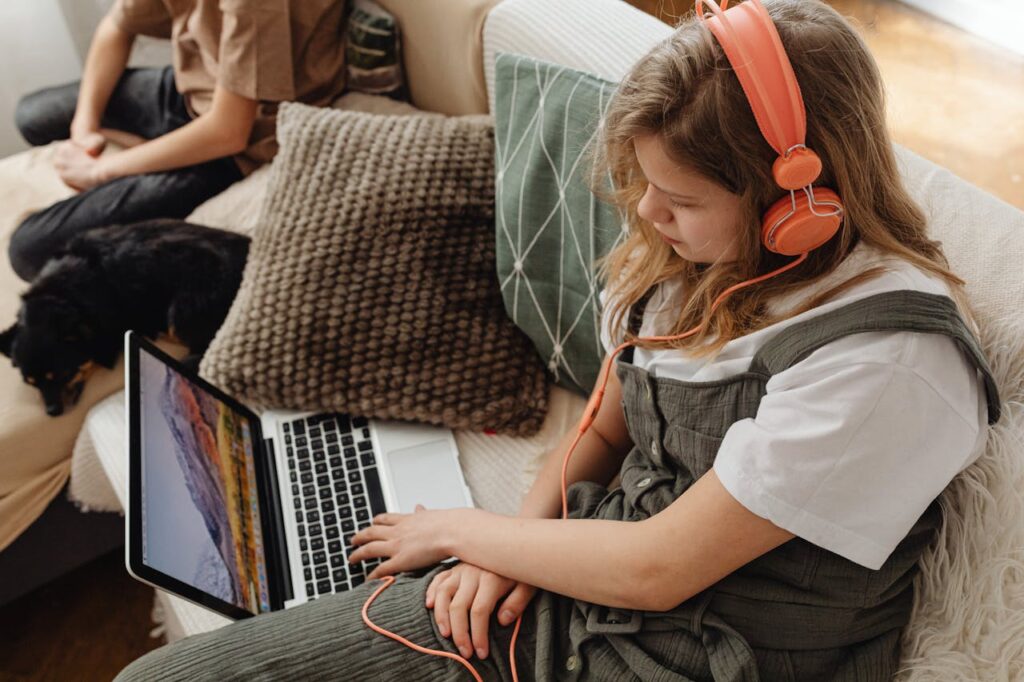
425,562,537,661
348,505,466,577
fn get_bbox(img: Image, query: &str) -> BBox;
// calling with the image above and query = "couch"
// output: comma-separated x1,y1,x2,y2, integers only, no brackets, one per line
2,0,1024,676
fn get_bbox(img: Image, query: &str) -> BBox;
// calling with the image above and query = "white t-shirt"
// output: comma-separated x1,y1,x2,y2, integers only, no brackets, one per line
599,242,989,570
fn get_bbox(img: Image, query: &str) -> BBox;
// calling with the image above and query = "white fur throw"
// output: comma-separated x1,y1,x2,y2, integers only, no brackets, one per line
897,314,1024,679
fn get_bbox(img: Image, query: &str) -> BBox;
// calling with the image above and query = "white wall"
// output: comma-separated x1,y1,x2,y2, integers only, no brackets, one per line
0,0,83,157
0,0,170,158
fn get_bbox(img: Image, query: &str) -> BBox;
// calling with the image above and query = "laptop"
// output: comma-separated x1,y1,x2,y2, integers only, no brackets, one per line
124,330,475,620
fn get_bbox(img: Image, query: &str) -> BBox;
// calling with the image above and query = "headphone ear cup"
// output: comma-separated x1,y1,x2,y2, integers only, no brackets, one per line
761,187,844,256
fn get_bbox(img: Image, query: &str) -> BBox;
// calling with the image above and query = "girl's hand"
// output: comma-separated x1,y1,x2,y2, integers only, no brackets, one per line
425,562,537,661
348,504,464,578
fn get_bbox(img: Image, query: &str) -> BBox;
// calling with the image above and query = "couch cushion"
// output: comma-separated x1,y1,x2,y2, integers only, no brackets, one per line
483,0,672,115
373,0,502,115
0,145,143,550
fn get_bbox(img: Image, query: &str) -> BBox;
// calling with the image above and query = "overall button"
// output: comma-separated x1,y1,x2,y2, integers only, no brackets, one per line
565,654,579,671
636,477,652,489
644,383,652,400
650,439,659,457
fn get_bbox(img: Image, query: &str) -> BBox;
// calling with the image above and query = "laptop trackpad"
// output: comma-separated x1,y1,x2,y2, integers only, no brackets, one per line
387,440,468,513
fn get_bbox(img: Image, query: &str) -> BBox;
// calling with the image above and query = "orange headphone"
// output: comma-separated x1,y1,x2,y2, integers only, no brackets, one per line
360,1,844,679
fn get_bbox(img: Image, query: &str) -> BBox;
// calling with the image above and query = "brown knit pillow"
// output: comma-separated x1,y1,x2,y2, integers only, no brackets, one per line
199,102,550,436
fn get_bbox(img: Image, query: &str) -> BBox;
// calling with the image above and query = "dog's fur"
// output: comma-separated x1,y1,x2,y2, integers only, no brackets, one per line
0,219,250,416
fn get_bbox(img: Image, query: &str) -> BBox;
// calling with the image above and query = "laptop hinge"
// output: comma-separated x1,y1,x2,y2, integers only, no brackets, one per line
262,437,293,603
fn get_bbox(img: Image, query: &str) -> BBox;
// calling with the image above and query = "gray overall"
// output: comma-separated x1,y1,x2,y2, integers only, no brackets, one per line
115,290,1000,682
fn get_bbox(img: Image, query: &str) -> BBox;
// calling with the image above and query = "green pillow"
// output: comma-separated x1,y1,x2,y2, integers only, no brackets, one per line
494,53,628,396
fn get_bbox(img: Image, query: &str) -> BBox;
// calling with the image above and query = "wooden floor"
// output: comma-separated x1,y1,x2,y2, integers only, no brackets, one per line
629,0,1024,209
0,3,1020,681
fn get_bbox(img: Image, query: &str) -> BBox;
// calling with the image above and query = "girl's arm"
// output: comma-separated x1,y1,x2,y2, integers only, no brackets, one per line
518,356,634,520
445,469,795,611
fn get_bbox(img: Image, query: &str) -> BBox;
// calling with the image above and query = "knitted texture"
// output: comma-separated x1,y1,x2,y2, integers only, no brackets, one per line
199,102,550,436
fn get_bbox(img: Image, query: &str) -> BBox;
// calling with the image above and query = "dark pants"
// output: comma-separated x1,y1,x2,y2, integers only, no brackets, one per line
10,66,244,282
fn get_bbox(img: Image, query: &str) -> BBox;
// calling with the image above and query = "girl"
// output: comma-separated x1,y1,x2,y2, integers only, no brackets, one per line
115,0,999,680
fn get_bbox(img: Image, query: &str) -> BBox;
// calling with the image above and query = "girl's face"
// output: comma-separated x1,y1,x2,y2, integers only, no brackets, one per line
633,134,745,263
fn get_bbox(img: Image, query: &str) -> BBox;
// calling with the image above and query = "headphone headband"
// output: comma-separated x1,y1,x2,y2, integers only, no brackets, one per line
696,0,821,189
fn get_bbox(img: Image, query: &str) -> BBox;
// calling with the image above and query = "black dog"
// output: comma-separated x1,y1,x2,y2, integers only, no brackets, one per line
0,219,250,416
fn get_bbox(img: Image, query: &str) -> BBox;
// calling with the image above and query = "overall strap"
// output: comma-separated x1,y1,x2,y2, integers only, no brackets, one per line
749,290,1001,424
618,287,656,365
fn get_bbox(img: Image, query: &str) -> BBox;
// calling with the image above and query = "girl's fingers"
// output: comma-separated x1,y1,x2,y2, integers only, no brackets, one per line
433,572,459,638
448,570,480,660
425,570,450,609
347,540,392,565
366,559,398,581
468,576,505,660
497,583,538,626
350,523,389,547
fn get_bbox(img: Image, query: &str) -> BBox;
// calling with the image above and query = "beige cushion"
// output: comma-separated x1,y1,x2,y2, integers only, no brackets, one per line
374,0,502,115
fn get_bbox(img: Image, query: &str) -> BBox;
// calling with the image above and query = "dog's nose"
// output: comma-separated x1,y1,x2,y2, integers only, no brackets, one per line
46,402,64,417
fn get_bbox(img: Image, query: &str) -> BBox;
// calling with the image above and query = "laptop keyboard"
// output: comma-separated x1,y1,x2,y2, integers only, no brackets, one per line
282,413,388,599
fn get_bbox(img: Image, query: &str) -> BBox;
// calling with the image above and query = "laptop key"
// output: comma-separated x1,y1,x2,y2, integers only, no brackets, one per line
316,475,330,487
347,471,361,483
351,575,365,587
321,500,335,513
351,483,364,495
327,444,340,456
289,471,297,483
325,431,338,443
305,498,317,511
315,565,329,579
353,416,368,428
330,555,344,568
336,493,350,506
328,540,342,554
304,567,312,582
312,550,326,565
358,441,373,453
293,421,305,436
297,447,309,460
293,497,301,510
296,436,308,448
295,511,303,523
325,526,340,539
316,579,331,594
311,537,324,550
333,480,347,493
332,568,347,583
341,435,354,446
323,513,337,526
305,583,314,597
343,532,355,546
360,453,376,467
301,472,313,484
339,506,352,518
308,523,322,536
341,519,355,532
299,460,311,472
313,450,326,462
343,446,356,458
302,553,310,566
328,456,342,469
315,463,328,475
353,495,366,508
298,524,306,537
355,509,369,522
318,488,332,500
301,484,315,497
300,539,308,552
307,510,320,523
362,468,388,517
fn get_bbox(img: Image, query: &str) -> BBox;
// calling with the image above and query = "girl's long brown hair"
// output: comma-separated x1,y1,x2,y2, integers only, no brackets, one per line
592,0,971,357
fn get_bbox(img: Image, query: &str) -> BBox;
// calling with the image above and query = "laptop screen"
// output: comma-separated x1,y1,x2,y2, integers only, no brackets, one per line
137,346,272,616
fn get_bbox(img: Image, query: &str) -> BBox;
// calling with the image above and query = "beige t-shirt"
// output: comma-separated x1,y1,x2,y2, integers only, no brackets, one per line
110,0,347,175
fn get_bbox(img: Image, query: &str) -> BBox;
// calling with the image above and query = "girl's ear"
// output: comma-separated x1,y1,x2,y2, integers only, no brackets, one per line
0,323,17,358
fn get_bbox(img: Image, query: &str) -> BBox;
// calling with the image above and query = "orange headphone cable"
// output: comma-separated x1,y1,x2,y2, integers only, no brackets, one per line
360,252,808,681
